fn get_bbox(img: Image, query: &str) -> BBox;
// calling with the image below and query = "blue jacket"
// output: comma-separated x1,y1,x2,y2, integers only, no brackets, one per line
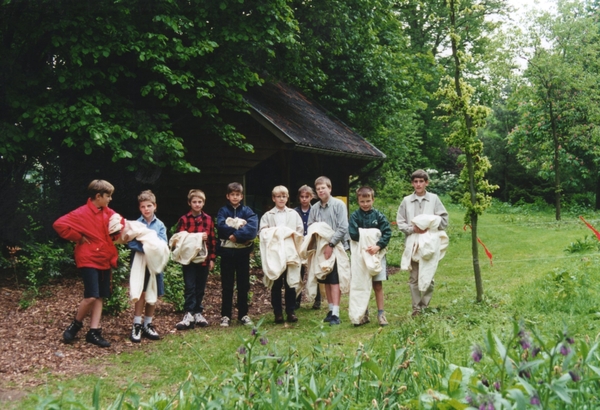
216,202,258,255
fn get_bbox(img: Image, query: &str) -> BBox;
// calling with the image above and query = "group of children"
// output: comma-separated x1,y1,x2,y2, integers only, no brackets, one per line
55,170,447,347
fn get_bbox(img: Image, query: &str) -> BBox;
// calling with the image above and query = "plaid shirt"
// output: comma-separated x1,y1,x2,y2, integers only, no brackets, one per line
176,211,216,264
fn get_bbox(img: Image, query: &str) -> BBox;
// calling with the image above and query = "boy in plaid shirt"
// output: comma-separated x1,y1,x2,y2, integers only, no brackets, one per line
174,189,217,329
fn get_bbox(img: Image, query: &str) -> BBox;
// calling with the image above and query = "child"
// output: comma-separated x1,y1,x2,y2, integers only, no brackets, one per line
396,169,448,316
127,190,168,342
216,182,258,327
294,185,322,310
174,189,216,330
54,179,121,348
259,186,304,323
307,176,350,325
348,186,392,326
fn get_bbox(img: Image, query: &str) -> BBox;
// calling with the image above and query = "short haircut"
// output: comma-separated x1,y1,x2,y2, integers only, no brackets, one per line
314,176,332,189
272,185,289,197
227,182,244,194
188,189,206,203
411,169,429,181
138,190,157,205
356,186,375,199
88,179,114,199
297,185,315,198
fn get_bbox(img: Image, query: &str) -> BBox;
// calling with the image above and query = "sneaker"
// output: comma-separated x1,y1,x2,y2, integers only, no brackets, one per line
220,316,230,327
63,319,83,343
142,323,160,340
412,310,421,317
312,301,321,310
323,311,333,323
354,313,370,327
176,312,195,330
130,323,142,343
239,315,254,326
378,313,389,327
86,329,111,348
194,313,209,328
329,315,341,326
287,313,298,323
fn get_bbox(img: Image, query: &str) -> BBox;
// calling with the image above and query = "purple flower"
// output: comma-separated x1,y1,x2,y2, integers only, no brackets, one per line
518,330,531,350
560,345,571,356
493,381,501,391
251,327,257,336
277,378,283,386
260,337,268,346
481,378,489,387
519,369,531,379
530,395,541,406
532,346,541,357
466,396,473,404
569,370,581,382
479,402,495,410
566,337,575,345
237,346,247,355
471,345,483,363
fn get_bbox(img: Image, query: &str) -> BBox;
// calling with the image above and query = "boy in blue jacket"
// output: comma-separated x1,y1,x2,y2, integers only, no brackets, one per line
216,182,258,327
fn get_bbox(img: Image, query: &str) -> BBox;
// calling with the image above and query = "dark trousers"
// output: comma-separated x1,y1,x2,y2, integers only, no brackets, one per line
297,265,321,306
272,270,296,315
220,251,250,320
182,263,209,313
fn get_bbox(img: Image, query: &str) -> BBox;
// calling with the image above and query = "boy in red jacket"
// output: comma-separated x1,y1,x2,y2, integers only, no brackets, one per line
53,180,121,348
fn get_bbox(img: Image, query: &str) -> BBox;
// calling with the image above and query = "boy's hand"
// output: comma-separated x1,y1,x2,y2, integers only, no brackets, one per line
229,234,237,243
366,245,380,255
79,235,90,245
324,245,333,260
209,260,215,271
413,225,428,234
202,232,208,240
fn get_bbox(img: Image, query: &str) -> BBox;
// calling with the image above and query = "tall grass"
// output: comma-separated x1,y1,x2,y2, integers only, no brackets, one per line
12,199,600,409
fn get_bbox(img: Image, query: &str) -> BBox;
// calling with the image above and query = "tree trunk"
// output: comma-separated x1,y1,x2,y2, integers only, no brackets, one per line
467,152,484,302
549,100,561,220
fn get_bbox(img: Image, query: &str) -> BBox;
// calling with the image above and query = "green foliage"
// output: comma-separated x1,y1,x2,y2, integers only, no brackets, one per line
162,261,186,313
468,322,600,409
102,246,130,316
564,236,599,254
0,216,73,308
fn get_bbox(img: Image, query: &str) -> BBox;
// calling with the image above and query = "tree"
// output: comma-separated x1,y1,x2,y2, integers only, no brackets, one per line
507,0,600,219
436,0,498,302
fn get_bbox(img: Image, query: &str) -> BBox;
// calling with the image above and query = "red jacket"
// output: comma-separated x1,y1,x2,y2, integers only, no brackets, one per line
53,199,118,269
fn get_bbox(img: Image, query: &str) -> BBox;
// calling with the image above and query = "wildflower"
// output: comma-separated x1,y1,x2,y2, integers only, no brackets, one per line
530,395,541,406
519,331,531,350
493,381,501,391
518,369,531,379
277,378,283,386
260,337,268,346
481,378,489,387
251,327,257,336
566,337,575,345
471,345,483,363
237,346,247,355
569,370,581,382
560,344,571,356
532,346,541,357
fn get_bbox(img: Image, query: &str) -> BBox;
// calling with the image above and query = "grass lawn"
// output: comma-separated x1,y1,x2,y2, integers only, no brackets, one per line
13,199,600,408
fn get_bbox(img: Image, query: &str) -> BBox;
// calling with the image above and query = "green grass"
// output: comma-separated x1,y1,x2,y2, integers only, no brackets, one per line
12,199,600,408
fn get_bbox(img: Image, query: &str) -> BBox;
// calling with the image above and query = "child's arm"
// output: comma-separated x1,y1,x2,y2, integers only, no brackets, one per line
294,212,303,235
216,207,236,239
258,213,271,234
53,212,85,243
376,211,392,250
157,220,168,242
207,218,217,271
396,199,414,236
435,198,449,230
348,211,360,242
234,209,258,243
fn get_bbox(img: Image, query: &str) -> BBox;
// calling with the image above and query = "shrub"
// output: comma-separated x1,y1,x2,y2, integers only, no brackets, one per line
163,261,185,312
102,245,131,316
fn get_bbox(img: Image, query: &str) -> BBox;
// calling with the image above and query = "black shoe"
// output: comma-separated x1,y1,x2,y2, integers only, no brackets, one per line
86,329,111,348
274,313,285,324
329,315,341,326
142,323,160,340
287,313,298,323
312,301,321,310
63,319,83,343
323,311,333,323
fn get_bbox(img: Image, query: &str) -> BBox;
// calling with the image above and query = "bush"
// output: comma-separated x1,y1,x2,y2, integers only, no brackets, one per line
102,245,131,316
163,261,186,312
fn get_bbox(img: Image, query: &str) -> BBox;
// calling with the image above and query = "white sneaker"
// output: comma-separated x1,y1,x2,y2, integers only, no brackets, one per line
239,315,254,326
194,313,209,327
130,323,142,343
220,316,230,327
176,312,195,330
142,323,160,340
